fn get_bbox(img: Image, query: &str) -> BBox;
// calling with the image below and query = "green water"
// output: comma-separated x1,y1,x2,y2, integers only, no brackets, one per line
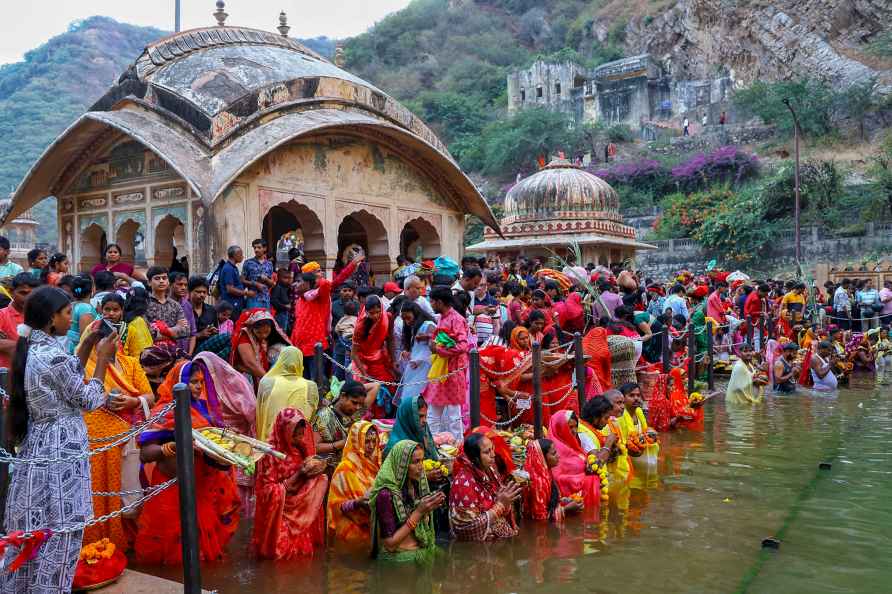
137,376,892,593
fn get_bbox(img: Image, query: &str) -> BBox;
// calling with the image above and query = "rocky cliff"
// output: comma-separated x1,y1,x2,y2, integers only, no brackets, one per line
625,0,892,90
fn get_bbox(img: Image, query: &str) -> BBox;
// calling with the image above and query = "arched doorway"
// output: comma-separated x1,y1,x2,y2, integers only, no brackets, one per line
260,201,325,268
337,210,388,281
400,217,441,261
116,219,147,266
80,224,107,273
154,215,186,267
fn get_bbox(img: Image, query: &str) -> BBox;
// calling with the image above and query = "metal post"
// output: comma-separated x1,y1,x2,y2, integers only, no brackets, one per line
746,315,754,347
573,332,586,408
173,383,201,594
687,324,696,394
532,342,543,439
314,342,324,385
469,349,481,428
0,368,8,531
175,0,181,32
706,321,715,391
662,325,671,374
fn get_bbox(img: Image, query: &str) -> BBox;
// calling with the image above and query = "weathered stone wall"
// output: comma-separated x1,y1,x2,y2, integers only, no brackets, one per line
507,61,587,115
635,223,892,279
214,135,464,279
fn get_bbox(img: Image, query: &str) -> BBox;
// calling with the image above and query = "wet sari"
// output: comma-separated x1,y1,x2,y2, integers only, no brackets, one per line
369,440,437,563
252,408,329,559
726,359,763,405
327,421,382,544
134,361,240,564
522,440,562,522
256,346,320,442
449,452,518,542
547,410,600,508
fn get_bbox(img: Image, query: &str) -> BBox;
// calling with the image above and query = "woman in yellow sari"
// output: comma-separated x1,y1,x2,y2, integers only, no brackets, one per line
327,421,381,545
77,293,155,549
256,346,320,442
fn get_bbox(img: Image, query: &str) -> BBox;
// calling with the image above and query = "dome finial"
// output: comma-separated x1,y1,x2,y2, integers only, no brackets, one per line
334,43,345,68
277,11,290,36
213,1,228,26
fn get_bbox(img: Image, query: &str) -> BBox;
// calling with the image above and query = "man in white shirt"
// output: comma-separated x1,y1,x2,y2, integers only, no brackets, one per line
833,279,852,330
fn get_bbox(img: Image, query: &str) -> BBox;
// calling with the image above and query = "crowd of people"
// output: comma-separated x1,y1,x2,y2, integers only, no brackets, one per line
0,234,889,593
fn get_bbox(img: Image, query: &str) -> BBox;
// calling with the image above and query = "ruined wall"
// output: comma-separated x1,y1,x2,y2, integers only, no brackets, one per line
507,61,587,115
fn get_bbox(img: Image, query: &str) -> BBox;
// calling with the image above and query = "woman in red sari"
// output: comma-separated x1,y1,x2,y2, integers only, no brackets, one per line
523,438,582,522
231,308,291,388
351,296,396,416
253,407,329,559
135,361,240,564
546,409,601,509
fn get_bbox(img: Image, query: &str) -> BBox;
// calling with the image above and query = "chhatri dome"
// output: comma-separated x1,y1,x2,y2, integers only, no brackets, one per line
2,2,498,275
468,157,653,266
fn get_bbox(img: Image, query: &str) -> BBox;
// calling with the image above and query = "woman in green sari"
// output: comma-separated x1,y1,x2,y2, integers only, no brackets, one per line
369,440,445,563
383,394,438,461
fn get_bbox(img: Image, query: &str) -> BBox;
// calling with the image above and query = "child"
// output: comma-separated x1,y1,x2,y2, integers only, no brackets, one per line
26,247,47,278
270,267,293,334
334,300,358,372
216,300,235,335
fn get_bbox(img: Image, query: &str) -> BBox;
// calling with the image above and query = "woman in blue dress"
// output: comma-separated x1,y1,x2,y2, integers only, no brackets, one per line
394,301,436,406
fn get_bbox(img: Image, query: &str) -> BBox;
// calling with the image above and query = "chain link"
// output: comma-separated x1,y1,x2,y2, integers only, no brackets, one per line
1,401,177,466
541,383,576,407
88,400,176,444
0,478,177,542
481,407,526,428
322,351,467,387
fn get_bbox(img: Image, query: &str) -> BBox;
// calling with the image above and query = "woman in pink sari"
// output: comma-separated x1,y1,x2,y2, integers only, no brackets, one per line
547,409,601,509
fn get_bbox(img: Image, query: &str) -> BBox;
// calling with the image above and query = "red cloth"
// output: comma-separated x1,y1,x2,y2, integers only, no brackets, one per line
523,439,553,521
292,279,333,355
90,261,134,278
352,306,395,383
478,344,506,424
547,411,600,508
582,327,612,391
134,455,240,564
554,293,584,333
466,426,514,480
252,408,329,559
0,305,23,369
744,291,764,321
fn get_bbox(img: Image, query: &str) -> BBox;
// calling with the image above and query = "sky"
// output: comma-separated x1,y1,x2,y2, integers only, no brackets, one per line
0,0,412,65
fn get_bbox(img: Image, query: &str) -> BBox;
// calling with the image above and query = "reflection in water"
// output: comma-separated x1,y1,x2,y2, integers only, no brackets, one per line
134,377,891,593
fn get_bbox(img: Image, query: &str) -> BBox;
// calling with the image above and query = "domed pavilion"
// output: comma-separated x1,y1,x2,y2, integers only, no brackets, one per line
467,157,653,266
1,6,498,276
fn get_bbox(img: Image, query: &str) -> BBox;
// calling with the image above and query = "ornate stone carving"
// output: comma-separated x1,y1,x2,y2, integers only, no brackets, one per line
77,195,108,210
152,205,188,227
61,217,74,258
335,201,390,227
79,213,109,234
113,191,144,205
152,186,186,202
62,198,75,213
114,209,147,230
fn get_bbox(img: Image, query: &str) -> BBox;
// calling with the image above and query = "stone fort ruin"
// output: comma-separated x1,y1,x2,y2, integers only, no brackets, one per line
507,54,734,138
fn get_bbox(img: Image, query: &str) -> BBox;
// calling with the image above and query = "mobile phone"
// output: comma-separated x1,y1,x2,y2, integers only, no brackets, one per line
97,318,116,338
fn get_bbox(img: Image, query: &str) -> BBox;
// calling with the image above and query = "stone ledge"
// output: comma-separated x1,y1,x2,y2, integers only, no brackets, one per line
80,569,214,594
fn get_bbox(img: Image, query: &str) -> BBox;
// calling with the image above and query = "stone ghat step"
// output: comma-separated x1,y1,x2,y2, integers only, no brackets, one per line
81,569,214,593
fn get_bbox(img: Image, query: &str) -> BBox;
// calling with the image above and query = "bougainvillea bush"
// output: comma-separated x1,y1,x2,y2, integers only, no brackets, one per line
670,146,759,193
590,159,671,208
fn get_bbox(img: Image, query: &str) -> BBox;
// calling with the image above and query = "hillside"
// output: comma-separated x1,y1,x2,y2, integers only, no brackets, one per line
0,18,335,245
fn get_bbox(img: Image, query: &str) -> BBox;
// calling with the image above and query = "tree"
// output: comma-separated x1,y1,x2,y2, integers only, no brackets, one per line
836,77,878,141
870,132,892,216
733,79,835,138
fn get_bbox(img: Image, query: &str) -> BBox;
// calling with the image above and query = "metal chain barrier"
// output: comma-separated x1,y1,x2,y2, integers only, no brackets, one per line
1,478,177,541
541,383,576,407
322,351,467,387
1,400,177,466
88,400,177,444
480,407,526,428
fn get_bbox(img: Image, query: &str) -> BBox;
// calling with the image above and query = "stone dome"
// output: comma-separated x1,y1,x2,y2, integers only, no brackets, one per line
502,157,621,225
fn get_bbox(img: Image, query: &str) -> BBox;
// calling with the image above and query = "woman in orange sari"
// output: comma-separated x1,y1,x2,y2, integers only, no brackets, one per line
253,407,329,559
327,420,381,545
134,361,240,564
78,294,154,550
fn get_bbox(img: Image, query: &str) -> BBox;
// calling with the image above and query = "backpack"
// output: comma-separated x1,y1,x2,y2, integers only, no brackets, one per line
207,260,226,299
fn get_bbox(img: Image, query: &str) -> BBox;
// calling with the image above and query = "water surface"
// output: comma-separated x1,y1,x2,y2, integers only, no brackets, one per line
135,376,891,593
